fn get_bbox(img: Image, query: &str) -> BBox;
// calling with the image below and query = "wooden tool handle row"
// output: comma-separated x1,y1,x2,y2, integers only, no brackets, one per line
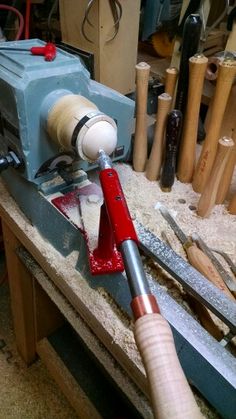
133,63,180,180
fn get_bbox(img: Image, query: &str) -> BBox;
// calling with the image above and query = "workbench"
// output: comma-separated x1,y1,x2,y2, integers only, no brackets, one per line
1,167,236,418
0,179,152,418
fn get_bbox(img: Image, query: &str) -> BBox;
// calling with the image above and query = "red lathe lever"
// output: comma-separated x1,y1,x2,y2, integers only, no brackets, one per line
0,42,56,61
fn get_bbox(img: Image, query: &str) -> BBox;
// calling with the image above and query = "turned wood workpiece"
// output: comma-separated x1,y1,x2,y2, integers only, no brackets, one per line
197,136,235,219
192,60,236,193
133,62,150,172
145,93,172,181
177,54,208,183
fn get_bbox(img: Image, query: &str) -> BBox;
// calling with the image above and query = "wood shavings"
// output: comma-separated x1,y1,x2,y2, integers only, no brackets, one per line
79,194,103,251
115,162,236,339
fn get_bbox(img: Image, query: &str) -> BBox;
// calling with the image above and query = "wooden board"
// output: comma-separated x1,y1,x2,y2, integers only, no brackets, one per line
59,0,141,94
2,223,36,365
37,338,102,419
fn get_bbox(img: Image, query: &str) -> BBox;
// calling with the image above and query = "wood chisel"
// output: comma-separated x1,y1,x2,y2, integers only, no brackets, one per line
160,109,182,191
158,205,235,301
161,230,223,340
192,233,236,297
210,248,236,277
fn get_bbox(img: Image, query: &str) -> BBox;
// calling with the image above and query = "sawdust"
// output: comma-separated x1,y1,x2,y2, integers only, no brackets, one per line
115,161,236,337
115,162,236,261
0,163,234,418
79,194,103,251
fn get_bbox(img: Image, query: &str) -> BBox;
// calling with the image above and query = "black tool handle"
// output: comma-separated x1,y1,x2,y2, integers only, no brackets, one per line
160,110,182,191
175,14,202,116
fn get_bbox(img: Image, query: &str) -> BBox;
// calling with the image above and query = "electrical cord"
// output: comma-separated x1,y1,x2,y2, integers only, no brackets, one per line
0,4,24,40
24,0,31,39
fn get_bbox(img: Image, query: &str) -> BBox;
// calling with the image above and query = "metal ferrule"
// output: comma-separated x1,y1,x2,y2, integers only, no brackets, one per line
131,294,160,320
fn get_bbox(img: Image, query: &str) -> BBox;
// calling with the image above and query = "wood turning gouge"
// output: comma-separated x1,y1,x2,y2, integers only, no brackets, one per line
158,205,235,301
96,151,201,419
160,229,223,340
192,233,236,297
210,248,236,276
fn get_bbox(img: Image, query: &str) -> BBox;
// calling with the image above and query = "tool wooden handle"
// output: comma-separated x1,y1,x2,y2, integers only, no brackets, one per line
187,296,222,340
175,14,202,116
160,110,182,191
134,313,202,419
133,62,151,172
145,93,172,181
192,60,236,193
186,243,235,300
177,54,208,183
197,136,234,218
165,67,178,99
216,141,236,203
228,193,236,215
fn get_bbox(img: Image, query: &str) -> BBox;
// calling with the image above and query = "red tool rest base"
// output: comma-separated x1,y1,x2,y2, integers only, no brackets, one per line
51,184,124,275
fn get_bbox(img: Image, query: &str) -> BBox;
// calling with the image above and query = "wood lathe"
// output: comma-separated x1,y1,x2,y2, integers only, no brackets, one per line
0,39,236,418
